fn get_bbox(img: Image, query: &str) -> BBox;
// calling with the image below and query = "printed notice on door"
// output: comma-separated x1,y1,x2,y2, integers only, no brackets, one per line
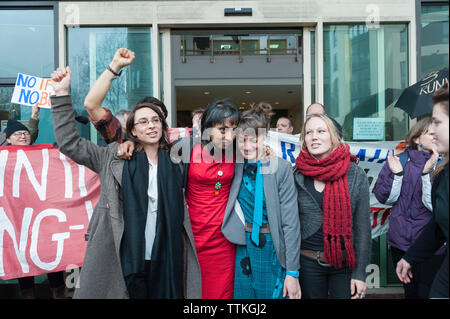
353,118,385,140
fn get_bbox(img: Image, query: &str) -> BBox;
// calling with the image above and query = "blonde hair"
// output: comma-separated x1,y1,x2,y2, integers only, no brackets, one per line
300,113,342,153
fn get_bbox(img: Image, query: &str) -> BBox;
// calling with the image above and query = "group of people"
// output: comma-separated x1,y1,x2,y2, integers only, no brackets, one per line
3,47,448,300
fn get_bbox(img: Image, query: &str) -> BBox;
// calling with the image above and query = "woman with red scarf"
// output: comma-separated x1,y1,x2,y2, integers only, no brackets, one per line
293,113,371,299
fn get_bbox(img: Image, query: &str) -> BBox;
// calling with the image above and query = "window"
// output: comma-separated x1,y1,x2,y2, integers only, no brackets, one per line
420,3,449,76
67,27,153,140
181,32,301,58
0,3,57,144
311,31,316,102
323,24,409,141
0,9,54,78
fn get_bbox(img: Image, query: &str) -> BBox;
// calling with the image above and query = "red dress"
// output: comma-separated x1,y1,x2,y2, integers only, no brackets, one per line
185,144,236,299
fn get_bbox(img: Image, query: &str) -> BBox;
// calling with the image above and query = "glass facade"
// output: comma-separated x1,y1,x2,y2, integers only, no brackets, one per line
0,8,55,144
67,27,153,140
323,24,409,141
0,9,54,78
420,4,449,77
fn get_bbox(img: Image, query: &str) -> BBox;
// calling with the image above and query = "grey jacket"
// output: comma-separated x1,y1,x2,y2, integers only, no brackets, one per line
0,118,39,146
294,162,371,281
222,157,301,272
50,95,201,299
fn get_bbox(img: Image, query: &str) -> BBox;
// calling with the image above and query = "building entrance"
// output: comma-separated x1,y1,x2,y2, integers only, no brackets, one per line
171,29,304,133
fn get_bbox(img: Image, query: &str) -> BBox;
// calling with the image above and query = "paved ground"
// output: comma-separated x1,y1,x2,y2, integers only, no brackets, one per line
0,283,405,299
366,286,404,299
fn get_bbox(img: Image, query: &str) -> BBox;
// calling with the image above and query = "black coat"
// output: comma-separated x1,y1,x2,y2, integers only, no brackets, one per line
404,163,449,298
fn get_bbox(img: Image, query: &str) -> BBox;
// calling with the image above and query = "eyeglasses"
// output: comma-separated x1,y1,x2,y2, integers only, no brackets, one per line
12,131,31,137
134,117,161,127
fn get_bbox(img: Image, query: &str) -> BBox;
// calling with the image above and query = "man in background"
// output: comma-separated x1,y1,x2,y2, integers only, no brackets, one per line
306,102,343,139
276,116,294,134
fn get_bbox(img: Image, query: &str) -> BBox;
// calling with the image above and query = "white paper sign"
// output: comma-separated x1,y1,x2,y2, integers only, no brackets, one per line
353,117,385,140
11,73,54,109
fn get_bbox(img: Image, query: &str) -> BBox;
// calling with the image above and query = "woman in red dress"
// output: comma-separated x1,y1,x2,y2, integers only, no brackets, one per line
184,99,240,299
115,99,240,298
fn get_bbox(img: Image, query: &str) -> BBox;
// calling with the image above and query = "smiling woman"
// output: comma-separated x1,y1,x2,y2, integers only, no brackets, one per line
294,113,371,299
125,102,170,157
397,84,449,299
49,66,201,299
222,102,302,299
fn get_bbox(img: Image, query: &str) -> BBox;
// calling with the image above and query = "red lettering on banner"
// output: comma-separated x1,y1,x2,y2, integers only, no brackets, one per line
380,208,391,226
370,207,384,229
0,144,100,280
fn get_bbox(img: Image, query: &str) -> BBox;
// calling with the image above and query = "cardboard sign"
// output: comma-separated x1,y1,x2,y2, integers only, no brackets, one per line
11,73,55,109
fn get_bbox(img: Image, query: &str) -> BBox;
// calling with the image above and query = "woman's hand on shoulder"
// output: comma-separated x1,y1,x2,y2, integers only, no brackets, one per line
117,140,135,160
261,145,276,160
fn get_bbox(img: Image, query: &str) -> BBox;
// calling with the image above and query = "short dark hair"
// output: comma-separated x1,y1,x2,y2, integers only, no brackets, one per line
432,82,449,112
137,96,168,119
200,99,239,139
277,116,292,127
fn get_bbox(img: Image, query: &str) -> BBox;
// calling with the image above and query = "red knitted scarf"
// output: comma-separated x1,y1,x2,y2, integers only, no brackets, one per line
295,143,358,269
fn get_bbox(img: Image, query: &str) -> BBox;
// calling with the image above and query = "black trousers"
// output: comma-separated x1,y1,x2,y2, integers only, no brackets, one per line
18,271,65,290
429,253,448,299
125,260,152,299
390,246,446,299
299,255,352,299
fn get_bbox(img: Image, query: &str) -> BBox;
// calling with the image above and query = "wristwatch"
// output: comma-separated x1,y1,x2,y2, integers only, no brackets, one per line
107,65,122,80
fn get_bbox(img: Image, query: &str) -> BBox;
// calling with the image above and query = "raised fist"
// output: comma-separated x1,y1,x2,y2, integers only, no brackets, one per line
50,66,72,96
31,104,41,119
110,48,135,73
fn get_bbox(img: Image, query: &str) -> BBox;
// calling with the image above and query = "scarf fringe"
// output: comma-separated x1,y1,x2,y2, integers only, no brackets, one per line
297,143,357,270
344,236,357,269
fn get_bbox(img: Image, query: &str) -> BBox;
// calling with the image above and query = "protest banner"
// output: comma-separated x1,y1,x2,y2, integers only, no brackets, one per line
10,73,55,109
0,144,100,280
168,127,192,142
0,129,404,279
